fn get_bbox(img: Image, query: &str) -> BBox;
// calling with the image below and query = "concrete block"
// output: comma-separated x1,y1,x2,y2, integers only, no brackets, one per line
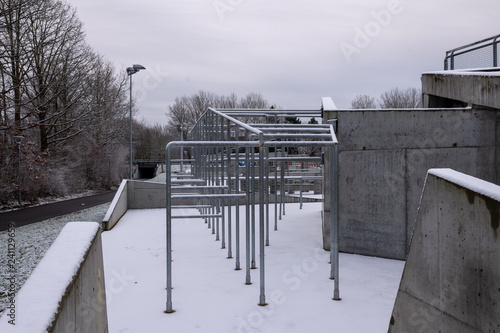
336,108,494,151
129,181,167,209
322,106,499,259
323,148,407,259
422,70,500,110
389,169,500,332
0,223,108,333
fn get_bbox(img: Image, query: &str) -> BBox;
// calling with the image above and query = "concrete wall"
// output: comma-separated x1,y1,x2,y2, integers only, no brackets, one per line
0,223,108,332
422,69,500,110
102,180,128,231
322,107,499,259
103,179,319,230
53,225,108,333
389,169,500,332
127,180,167,209
103,180,170,230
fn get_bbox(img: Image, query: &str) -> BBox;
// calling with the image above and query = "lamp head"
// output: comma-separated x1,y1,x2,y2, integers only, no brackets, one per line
13,136,24,144
127,64,146,75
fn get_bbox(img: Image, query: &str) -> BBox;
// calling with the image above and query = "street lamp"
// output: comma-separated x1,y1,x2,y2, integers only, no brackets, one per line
13,136,24,205
126,64,146,179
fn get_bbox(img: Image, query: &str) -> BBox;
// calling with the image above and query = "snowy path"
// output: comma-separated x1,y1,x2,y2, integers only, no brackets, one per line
102,203,404,333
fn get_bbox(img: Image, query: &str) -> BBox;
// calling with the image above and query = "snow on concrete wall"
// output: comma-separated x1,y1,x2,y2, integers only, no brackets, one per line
0,222,108,333
389,169,500,332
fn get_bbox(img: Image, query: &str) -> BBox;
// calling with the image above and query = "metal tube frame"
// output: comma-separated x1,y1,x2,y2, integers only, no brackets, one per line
165,105,340,313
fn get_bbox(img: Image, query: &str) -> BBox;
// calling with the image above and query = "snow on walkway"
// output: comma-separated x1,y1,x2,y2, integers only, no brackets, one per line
102,203,404,333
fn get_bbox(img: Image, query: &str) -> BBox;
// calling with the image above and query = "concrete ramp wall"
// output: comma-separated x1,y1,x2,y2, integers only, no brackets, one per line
322,106,499,260
389,169,500,332
102,179,320,231
0,222,108,332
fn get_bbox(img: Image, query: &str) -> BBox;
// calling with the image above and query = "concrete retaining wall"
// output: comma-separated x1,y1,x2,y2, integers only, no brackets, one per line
422,69,500,109
103,179,320,230
102,180,128,231
127,180,167,209
103,180,171,230
0,222,108,332
389,169,500,332
322,106,499,259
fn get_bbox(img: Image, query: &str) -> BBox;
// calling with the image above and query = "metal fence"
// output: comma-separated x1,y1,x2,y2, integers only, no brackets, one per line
164,107,340,313
444,34,500,70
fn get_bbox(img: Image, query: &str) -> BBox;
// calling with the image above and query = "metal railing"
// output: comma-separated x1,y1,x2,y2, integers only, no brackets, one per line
164,107,340,313
444,34,500,70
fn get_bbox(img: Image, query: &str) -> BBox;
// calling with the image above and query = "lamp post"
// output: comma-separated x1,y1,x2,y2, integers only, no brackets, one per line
126,64,146,179
13,136,24,205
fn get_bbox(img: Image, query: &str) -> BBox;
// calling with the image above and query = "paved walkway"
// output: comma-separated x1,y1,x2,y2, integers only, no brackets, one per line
0,191,116,232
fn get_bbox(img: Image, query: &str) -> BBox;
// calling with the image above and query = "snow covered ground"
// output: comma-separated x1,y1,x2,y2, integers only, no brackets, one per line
103,203,404,333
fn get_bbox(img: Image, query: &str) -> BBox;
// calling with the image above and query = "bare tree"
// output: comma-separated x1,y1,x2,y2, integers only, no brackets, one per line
351,94,376,109
0,0,135,203
23,0,93,151
0,0,36,131
378,87,422,108
239,92,269,109
166,91,273,137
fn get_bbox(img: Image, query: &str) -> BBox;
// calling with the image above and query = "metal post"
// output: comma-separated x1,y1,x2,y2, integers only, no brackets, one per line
274,158,278,230
127,64,145,180
258,145,267,306
245,145,252,285
300,177,303,209
226,121,233,259
165,145,174,313
251,148,256,269
180,124,184,173
280,158,285,220
265,147,270,246
235,139,241,270
129,73,133,180
494,36,498,67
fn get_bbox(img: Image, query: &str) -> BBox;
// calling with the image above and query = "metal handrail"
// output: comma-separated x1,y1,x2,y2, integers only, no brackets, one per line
444,33,500,70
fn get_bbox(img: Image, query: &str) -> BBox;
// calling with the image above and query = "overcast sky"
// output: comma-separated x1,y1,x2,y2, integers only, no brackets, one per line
68,0,499,124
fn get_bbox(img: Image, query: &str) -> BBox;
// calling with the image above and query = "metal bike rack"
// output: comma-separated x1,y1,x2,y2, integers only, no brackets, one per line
165,107,340,313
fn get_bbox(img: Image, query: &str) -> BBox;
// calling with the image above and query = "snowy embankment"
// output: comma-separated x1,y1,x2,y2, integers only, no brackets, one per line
103,203,404,333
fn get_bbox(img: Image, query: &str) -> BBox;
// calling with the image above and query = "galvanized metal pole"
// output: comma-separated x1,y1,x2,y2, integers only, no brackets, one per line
165,145,174,313
300,177,303,209
494,36,498,67
245,145,252,285
274,159,278,230
265,147,270,246
226,120,233,258
180,124,184,173
129,74,133,180
251,148,257,269
258,145,267,306
235,140,241,270
280,159,285,220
